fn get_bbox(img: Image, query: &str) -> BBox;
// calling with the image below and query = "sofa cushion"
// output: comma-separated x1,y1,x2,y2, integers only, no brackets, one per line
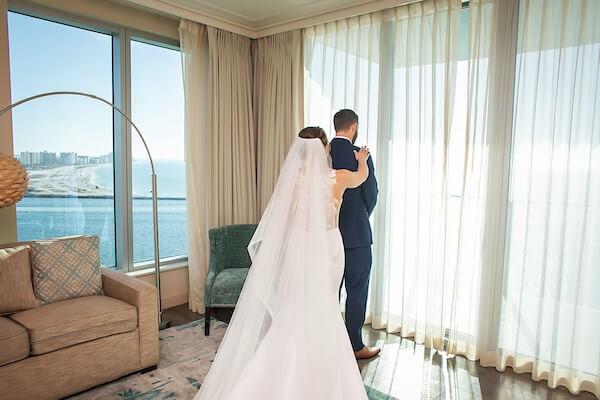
211,268,249,306
0,246,39,314
30,235,104,304
10,295,137,355
0,317,30,366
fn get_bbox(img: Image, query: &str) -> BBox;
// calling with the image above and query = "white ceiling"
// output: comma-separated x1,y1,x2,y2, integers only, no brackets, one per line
126,0,413,38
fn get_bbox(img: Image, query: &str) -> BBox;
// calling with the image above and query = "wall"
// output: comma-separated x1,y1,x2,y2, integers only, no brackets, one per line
0,0,16,243
136,266,189,309
0,0,189,309
13,0,179,39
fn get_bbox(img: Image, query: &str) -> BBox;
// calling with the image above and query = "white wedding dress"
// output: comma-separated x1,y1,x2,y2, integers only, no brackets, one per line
195,138,368,400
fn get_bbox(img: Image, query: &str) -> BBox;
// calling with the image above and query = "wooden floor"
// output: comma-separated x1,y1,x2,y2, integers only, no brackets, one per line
163,304,596,400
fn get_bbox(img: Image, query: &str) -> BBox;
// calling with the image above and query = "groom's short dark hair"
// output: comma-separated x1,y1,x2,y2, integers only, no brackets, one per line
333,109,358,132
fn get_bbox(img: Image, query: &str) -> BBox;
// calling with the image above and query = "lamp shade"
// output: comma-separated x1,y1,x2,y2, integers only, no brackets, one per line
0,153,28,208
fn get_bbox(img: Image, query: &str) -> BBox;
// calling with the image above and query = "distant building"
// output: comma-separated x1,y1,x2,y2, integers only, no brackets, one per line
100,153,113,164
20,151,59,166
18,150,111,167
20,151,30,166
60,152,77,165
41,151,57,165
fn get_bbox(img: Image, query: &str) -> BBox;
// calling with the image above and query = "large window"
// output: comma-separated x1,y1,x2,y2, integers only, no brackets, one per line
130,39,187,265
8,12,115,266
7,9,187,271
304,0,600,392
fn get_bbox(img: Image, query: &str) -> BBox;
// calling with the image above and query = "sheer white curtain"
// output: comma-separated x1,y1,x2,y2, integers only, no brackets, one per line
304,13,381,145
304,0,600,396
305,0,477,353
484,0,600,395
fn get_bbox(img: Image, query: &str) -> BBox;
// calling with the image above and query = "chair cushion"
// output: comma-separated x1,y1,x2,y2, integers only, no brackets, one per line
10,295,137,355
210,268,249,306
30,235,104,304
0,246,39,314
0,317,29,366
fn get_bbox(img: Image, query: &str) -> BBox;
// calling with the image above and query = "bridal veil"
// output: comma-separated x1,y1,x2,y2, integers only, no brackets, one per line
195,137,342,399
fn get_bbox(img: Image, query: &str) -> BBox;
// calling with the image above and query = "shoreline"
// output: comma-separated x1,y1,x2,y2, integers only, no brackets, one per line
22,194,186,200
26,164,113,197
24,164,185,199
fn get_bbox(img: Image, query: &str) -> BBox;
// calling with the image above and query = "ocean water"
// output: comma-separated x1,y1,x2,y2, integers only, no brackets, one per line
93,159,186,198
16,160,188,267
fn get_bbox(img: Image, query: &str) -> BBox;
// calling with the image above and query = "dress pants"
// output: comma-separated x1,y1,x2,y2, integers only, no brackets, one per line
341,245,372,352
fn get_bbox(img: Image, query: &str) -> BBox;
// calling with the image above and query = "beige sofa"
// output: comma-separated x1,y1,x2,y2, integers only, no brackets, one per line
0,239,159,400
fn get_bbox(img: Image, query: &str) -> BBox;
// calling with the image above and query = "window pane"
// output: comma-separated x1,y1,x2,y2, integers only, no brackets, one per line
8,12,116,267
130,39,187,265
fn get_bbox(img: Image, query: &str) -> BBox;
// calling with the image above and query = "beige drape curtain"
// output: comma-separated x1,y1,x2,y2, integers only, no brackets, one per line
181,22,303,313
180,21,258,313
179,20,209,313
253,30,304,213
206,27,258,227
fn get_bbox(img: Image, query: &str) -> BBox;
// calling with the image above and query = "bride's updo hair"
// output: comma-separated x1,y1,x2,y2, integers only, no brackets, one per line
298,126,328,146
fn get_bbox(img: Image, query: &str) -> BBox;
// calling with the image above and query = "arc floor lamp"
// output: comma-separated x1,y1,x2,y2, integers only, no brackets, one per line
0,91,169,329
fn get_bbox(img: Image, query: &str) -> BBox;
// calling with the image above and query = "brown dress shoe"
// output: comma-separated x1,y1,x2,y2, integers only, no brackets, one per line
354,346,381,360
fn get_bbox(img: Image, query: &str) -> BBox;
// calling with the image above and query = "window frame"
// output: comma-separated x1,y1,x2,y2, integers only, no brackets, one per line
7,0,188,272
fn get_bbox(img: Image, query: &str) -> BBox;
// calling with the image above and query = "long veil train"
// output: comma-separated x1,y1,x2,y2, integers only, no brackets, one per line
195,138,367,400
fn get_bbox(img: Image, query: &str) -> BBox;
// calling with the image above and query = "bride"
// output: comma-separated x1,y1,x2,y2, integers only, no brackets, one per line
195,127,371,400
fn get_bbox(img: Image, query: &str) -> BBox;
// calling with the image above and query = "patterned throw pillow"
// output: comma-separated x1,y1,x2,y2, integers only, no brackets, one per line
30,236,104,304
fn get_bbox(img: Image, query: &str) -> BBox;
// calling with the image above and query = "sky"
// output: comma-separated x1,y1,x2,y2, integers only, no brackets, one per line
7,11,184,160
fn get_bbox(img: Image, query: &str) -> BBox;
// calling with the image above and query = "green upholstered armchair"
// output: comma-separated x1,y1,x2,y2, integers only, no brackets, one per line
205,224,257,335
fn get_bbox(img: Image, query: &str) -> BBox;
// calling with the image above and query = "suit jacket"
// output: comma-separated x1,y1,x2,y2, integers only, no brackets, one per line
330,137,378,249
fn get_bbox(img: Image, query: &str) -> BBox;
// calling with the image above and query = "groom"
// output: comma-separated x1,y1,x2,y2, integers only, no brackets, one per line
330,109,380,360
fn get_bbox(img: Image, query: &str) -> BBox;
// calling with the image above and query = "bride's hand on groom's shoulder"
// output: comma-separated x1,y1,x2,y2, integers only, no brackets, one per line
354,146,370,162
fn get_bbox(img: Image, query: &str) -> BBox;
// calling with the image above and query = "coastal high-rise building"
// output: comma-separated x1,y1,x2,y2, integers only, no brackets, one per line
41,151,57,165
19,151,58,166
18,151,113,166
60,152,77,165
20,151,31,166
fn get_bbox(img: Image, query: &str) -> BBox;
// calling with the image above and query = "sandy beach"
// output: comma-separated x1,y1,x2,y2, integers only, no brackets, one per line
25,164,112,197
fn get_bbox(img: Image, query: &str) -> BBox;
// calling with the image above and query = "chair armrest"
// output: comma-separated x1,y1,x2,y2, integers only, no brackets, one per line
205,268,219,307
205,231,227,307
205,224,257,307
101,267,159,368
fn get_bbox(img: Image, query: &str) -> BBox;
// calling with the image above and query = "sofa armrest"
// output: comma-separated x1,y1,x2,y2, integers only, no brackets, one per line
101,267,159,368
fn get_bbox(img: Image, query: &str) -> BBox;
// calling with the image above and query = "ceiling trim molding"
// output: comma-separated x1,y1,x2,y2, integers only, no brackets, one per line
127,0,417,39
254,0,416,38
126,0,257,37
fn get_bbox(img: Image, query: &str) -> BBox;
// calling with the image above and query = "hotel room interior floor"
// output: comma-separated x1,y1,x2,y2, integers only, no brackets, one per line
163,304,595,400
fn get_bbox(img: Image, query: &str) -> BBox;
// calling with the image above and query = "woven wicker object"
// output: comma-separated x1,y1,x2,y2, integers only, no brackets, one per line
0,153,28,208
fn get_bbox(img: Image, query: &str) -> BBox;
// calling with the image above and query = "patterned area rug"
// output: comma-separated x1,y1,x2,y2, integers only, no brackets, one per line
69,318,396,400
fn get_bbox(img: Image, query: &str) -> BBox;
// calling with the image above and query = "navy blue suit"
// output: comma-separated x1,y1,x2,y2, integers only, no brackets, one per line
330,137,378,351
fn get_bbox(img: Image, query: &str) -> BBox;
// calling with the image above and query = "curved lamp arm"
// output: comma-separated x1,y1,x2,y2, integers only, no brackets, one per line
0,91,155,173
0,91,167,328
